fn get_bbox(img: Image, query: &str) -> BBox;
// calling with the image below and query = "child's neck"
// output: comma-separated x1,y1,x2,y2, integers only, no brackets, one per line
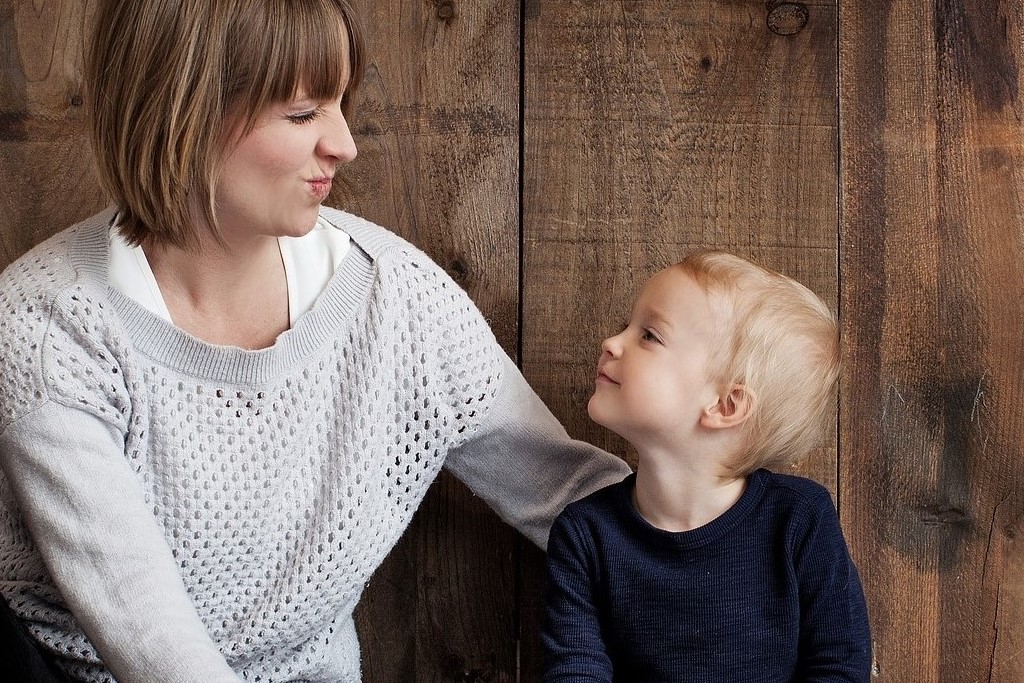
632,452,747,533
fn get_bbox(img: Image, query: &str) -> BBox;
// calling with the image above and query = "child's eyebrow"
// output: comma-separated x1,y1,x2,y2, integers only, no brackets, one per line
643,310,675,332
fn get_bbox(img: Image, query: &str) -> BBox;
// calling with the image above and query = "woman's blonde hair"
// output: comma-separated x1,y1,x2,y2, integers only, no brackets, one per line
86,0,365,250
677,251,840,475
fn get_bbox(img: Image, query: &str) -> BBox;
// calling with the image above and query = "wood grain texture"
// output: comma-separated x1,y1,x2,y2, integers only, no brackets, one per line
840,1,1024,680
0,0,105,268
5,1,1024,682
339,1,522,681
521,0,838,679
523,0,838,480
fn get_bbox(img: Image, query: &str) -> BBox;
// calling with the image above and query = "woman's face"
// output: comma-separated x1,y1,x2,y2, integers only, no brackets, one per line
212,90,358,243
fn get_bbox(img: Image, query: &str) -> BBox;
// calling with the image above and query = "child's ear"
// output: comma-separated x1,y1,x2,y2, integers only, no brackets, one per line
700,384,755,430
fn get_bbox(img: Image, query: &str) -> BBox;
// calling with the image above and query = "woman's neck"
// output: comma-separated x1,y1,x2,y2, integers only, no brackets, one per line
143,232,290,349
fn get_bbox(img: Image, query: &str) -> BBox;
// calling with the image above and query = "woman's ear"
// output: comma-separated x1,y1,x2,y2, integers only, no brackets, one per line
700,384,755,430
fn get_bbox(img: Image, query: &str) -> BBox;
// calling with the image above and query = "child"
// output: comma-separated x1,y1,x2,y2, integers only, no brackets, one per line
542,251,872,682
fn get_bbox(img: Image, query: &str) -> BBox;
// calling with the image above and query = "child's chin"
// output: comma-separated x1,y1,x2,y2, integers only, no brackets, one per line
586,401,613,430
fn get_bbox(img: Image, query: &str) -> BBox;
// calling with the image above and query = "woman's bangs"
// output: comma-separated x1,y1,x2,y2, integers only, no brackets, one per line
227,0,363,135
294,5,351,102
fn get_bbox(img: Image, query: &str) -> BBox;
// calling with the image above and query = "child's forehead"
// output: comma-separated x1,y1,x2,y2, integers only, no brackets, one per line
639,267,704,303
635,268,726,328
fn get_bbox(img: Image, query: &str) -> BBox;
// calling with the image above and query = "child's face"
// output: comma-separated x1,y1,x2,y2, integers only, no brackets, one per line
588,267,723,446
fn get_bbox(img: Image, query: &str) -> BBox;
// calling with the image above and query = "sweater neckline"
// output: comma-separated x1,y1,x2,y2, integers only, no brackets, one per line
68,207,381,386
616,469,769,550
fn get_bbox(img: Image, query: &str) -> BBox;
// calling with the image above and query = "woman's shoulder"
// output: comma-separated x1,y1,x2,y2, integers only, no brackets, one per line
0,208,129,429
0,208,116,357
317,206,461,287
318,206,475,311
318,206,418,261
0,207,113,303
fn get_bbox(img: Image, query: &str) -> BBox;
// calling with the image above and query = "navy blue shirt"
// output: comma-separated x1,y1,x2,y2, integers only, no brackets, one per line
542,469,871,682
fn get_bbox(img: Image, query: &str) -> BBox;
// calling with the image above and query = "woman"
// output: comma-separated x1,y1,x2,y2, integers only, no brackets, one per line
0,1,630,681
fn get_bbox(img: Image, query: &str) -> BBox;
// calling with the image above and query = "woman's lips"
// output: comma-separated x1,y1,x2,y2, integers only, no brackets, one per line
308,177,333,199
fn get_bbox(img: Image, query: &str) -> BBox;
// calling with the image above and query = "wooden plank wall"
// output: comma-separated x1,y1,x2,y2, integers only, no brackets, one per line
340,1,522,680
841,1,1024,680
0,0,526,679
1,1,1022,681
518,0,838,676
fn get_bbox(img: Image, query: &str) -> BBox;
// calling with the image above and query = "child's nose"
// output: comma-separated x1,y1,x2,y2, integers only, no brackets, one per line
601,333,623,356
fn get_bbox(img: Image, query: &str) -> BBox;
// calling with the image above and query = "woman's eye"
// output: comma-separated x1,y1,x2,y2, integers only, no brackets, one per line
288,108,322,124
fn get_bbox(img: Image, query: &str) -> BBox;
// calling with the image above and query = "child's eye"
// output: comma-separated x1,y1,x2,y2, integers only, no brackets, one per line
288,108,323,124
641,329,661,344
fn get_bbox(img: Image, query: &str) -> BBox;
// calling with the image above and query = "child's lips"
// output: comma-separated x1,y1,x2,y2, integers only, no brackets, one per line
596,369,619,385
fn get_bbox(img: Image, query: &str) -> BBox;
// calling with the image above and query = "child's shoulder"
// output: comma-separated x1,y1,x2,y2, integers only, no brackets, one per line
547,473,633,552
558,472,634,521
756,469,837,515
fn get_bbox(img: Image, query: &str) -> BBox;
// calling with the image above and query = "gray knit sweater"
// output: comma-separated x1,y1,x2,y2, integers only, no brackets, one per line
0,206,630,682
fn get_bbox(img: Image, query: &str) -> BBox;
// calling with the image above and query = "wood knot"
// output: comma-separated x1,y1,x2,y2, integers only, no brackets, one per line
699,56,712,71
436,0,456,22
917,503,972,530
0,110,28,142
70,94,83,107
440,652,496,681
447,258,470,284
767,2,809,36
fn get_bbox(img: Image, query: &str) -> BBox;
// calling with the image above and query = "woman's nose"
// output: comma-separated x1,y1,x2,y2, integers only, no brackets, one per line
319,113,358,163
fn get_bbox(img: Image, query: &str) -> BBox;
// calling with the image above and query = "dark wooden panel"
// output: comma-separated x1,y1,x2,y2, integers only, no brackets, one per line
521,0,838,679
0,0,105,268
341,1,522,681
839,1,1024,680
523,0,838,477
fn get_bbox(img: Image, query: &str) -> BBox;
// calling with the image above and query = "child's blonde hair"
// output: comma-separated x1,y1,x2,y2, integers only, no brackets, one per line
676,251,840,475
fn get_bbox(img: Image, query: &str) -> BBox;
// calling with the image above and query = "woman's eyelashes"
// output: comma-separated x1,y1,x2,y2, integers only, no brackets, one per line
288,107,323,124
288,92,351,125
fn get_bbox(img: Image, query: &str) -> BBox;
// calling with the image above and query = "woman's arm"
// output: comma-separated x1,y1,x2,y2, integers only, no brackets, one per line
540,511,613,682
1,403,239,682
444,351,631,549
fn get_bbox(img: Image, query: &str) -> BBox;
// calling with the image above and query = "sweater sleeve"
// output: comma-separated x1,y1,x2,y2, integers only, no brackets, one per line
540,510,613,682
0,275,239,682
444,351,631,549
347,219,630,549
0,402,241,682
792,492,872,682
